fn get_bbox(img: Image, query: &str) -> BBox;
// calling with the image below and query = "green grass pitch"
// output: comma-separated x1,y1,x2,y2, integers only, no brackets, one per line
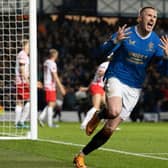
0,122,168,168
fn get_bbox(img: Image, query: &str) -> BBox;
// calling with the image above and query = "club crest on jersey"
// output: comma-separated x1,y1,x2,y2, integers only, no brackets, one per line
147,42,154,52
128,39,136,45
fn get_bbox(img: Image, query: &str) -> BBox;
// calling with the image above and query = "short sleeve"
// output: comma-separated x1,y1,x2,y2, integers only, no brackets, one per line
99,63,107,71
18,51,27,64
50,62,57,73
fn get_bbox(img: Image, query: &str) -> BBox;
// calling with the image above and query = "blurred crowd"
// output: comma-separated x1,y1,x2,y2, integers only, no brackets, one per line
37,15,114,87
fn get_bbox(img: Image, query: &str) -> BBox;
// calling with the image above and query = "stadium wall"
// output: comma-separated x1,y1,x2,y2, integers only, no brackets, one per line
37,0,168,18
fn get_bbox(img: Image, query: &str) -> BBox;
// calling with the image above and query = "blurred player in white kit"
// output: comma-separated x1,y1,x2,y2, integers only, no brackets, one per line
15,39,30,128
39,49,66,127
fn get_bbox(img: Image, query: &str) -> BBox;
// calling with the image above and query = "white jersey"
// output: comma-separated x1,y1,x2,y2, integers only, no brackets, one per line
91,61,109,87
16,50,29,84
43,59,57,91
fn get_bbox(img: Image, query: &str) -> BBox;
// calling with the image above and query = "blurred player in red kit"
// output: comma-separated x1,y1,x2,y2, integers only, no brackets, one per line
39,49,66,127
15,39,30,128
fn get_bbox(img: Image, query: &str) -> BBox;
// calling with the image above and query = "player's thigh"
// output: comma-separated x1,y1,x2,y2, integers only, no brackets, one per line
92,94,102,110
107,96,122,116
101,93,106,106
104,116,123,134
105,77,123,116
48,101,56,108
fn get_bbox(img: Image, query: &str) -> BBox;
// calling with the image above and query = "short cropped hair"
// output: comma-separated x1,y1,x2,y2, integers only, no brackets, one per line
49,49,58,58
139,6,157,16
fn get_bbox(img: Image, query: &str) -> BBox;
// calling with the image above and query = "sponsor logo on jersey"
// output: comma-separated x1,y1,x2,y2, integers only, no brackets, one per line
128,39,136,45
147,42,154,52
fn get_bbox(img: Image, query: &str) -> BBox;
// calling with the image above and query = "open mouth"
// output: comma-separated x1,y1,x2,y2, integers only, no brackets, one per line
147,23,153,29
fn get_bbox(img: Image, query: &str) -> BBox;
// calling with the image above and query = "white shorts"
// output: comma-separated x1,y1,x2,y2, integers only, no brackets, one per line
105,77,141,120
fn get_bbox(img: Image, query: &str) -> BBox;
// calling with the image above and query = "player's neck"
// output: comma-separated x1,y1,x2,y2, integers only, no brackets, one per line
50,58,55,62
137,24,150,37
23,48,29,55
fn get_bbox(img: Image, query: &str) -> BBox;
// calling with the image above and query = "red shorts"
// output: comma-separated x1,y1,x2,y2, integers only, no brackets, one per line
17,83,30,100
45,90,56,103
89,84,105,96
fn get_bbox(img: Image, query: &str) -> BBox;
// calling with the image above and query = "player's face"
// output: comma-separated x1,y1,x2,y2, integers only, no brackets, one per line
139,9,157,33
24,42,29,54
53,53,58,61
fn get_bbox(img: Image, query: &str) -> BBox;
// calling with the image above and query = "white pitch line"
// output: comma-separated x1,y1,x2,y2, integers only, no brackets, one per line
38,138,168,161
140,153,168,155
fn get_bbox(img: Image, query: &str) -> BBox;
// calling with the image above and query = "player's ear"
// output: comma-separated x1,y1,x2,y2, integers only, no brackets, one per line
137,15,142,23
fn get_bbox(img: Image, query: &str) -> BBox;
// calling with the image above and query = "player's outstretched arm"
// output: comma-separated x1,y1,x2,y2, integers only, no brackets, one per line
52,72,66,96
100,24,131,55
159,35,168,58
79,87,89,92
114,24,131,43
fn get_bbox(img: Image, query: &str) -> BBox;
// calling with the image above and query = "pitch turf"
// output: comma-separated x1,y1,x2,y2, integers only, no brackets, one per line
0,122,168,168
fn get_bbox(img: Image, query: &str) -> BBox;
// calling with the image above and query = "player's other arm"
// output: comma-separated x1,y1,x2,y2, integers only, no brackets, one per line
79,87,89,92
150,35,168,75
159,35,168,58
154,35,168,63
19,63,29,83
52,72,66,96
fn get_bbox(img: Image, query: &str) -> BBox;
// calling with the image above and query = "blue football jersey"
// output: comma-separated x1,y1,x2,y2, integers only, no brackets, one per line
103,26,164,88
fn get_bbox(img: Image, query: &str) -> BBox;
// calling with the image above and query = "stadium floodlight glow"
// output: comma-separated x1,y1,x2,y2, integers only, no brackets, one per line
0,0,37,140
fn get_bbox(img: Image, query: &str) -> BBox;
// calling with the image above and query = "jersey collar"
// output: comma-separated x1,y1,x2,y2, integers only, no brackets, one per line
135,26,152,40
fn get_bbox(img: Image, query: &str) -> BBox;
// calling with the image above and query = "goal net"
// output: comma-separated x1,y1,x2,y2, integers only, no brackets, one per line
0,0,37,139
